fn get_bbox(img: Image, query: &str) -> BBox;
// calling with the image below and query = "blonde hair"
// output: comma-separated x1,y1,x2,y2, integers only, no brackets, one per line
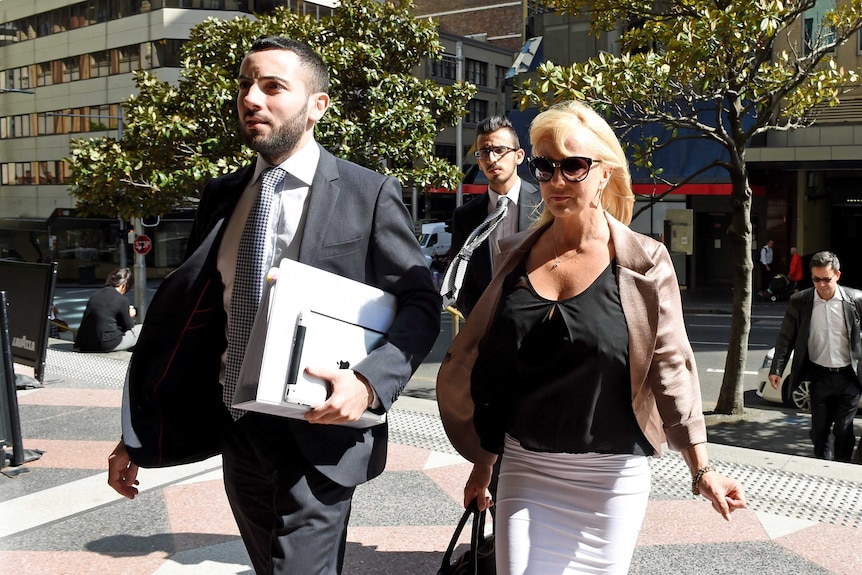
529,100,634,225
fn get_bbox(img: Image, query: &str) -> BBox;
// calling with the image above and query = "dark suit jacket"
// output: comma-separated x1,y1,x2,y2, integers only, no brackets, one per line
770,285,862,389
126,145,440,486
449,180,541,316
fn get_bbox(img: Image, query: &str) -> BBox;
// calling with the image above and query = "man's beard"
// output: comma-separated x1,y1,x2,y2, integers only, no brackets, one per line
241,104,308,160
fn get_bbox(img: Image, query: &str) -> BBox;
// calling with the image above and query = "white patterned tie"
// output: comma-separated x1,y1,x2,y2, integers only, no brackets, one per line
223,167,285,419
440,195,510,310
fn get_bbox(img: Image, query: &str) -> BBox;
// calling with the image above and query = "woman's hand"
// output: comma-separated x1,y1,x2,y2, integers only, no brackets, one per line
698,471,747,521
464,463,494,511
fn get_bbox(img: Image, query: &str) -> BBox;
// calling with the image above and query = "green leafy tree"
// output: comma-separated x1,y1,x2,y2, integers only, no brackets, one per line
518,0,862,414
67,0,475,220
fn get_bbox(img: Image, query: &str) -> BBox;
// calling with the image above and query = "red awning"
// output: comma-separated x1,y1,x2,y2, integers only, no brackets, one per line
633,183,766,196
427,184,487,195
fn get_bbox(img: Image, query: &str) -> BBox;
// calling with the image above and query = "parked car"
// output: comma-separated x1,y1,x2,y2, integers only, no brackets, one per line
756,347,862,411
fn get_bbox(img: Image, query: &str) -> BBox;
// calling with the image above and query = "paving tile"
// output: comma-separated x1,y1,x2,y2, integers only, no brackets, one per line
3,345,860,575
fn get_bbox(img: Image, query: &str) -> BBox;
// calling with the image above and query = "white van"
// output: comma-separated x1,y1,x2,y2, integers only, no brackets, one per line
418,222,451,259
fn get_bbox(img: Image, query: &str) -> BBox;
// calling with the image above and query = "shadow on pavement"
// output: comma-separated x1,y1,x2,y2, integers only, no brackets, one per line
705,391,813,458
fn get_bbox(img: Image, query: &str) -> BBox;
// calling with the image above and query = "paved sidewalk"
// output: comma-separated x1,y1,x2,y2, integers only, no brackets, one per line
2,336,861,574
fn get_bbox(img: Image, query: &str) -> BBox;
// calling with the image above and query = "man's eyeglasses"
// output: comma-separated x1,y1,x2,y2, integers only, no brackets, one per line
474,146,517,160
812,275,835,284
528,156,602,183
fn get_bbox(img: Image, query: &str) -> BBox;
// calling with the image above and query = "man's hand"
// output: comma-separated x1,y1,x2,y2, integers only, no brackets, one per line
303,367,374,425
107,441,139,499
768,374,781,390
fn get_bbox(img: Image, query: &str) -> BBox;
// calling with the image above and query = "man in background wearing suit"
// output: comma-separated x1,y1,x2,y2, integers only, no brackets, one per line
769,251,862,462
450,115,541,317
108,37,441,573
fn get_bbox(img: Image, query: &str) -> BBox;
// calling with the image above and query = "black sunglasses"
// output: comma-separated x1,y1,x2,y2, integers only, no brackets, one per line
528,156,602,183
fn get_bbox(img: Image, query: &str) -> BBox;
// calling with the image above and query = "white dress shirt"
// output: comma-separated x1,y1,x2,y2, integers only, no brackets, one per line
808,290,852,368
488,177,523,261
218,141,319,320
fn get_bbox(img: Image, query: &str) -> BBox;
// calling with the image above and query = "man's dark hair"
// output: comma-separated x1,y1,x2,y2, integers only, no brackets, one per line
476,115,520,149
247,36,330,94
810,251,841,272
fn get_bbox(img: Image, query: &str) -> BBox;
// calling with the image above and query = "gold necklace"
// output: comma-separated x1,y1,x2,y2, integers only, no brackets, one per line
551,227,578,269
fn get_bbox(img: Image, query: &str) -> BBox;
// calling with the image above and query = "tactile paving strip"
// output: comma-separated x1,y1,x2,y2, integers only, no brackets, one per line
46,347,128,388
651,454,862,528
44,345,862,529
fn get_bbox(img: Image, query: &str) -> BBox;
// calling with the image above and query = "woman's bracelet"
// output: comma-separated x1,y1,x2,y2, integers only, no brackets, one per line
691,464,715,495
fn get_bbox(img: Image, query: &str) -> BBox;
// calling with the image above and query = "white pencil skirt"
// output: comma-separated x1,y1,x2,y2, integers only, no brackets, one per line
496,435,651,575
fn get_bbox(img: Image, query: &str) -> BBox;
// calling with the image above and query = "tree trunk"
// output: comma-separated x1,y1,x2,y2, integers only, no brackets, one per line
713,165,753,415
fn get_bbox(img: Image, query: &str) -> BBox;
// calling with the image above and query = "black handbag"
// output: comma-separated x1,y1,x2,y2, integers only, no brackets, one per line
437,500,496,575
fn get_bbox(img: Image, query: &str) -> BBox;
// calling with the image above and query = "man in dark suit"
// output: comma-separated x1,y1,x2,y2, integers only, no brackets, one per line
450,115,541,317
107,37,440,573
769,251,862,462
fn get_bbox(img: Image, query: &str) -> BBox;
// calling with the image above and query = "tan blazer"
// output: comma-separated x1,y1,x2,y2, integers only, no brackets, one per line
436,212,707,465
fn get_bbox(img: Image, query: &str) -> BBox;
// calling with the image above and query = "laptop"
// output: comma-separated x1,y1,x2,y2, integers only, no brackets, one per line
274,309,387,428
232,259,396,428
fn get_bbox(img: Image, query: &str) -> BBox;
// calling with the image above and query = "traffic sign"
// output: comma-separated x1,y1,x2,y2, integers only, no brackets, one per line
133,234,152,255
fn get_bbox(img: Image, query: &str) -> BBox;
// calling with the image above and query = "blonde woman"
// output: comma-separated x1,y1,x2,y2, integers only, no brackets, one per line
437,100,745,575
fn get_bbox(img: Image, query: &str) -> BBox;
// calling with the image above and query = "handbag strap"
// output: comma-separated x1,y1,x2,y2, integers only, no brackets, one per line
468,502,483,575
439,500,485,574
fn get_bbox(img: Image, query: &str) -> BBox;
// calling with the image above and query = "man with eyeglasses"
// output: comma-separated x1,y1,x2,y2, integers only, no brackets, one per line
769,251,862,463
449,116,542,317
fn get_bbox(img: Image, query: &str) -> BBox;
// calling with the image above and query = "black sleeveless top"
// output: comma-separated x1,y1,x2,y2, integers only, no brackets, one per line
471,259,653,456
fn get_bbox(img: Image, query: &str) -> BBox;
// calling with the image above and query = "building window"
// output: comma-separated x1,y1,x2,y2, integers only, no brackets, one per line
466,99,488,125
496,66,508,90
432,56,457,81
38,113,54,136
51,6,70,34
803,0,836,55
150,40,184,68
2,162,37,185
1,115,33,138
63,57,81,83
465,59,487,86
70,4,88,28
36,160,67,184
4,66,33,90
0,162,41,185
435,144,456,166
115,45,141,74
36,62,54,87
18,162,35,184
90,0,111,24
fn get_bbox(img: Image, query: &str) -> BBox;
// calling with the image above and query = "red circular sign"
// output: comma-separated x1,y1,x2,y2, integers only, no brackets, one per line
133,234,152,255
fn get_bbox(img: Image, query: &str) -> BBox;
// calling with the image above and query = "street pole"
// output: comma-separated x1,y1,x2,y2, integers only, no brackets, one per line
455,41,464,209
118,218,127,269
131,216,148,321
